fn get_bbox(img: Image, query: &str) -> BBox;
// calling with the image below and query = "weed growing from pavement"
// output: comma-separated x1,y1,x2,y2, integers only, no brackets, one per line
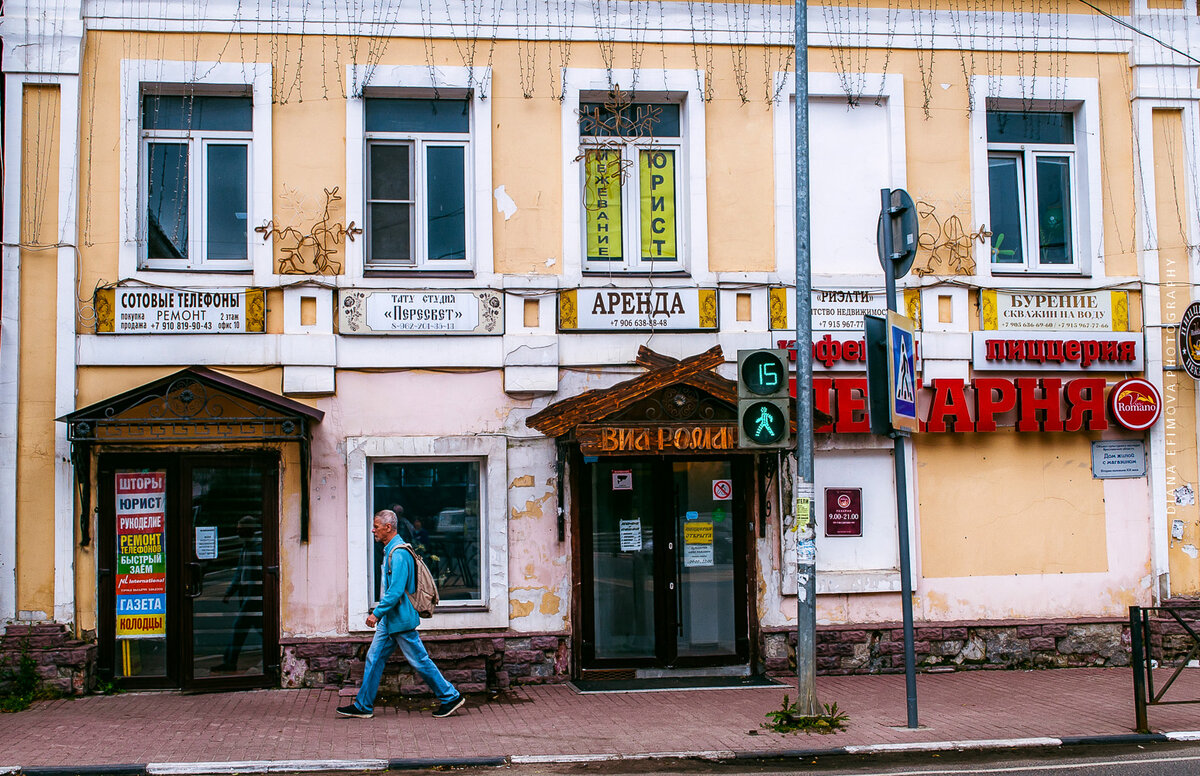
762,696,849,734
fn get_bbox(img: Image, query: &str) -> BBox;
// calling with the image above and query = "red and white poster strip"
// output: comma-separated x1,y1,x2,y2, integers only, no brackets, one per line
115,471,167,639
972,332,1143,371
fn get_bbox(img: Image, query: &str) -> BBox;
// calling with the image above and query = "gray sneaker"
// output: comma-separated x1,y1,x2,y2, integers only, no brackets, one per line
432,694,465,718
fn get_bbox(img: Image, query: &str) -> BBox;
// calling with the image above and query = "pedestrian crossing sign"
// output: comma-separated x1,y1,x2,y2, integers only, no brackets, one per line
887,310,919,433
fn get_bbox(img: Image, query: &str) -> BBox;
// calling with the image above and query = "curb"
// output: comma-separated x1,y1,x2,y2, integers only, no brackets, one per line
8,733,1200,775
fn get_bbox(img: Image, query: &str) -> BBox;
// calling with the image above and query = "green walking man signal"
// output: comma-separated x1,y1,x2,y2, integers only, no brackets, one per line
737,349,792,449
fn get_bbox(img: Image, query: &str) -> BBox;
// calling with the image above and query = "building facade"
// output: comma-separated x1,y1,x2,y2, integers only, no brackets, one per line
0,0,1196,693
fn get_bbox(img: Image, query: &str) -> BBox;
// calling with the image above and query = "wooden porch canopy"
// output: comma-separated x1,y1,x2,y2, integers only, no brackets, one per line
59,367,324,544
525,344,830,440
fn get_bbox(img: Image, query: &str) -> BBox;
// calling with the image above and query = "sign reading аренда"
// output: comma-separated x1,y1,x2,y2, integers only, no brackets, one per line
97,288,265,334
558,288,717,331
338,289,504,335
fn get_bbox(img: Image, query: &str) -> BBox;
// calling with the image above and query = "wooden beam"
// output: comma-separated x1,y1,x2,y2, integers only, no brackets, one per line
526,345,725,437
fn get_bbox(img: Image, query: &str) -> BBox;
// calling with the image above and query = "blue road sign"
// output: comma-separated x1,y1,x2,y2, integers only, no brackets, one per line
887,310,918,433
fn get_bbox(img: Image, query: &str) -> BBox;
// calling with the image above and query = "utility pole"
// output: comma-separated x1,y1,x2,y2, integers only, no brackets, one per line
793,0,818,716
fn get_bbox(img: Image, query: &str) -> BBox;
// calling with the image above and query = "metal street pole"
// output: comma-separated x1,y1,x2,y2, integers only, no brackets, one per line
794,0,819,716
879,189,919,729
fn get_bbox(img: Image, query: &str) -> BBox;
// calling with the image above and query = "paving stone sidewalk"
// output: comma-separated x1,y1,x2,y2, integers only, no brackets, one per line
2,667,1200,768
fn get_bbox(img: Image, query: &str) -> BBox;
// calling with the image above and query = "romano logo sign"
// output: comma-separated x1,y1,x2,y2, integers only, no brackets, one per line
1108,378,1162,431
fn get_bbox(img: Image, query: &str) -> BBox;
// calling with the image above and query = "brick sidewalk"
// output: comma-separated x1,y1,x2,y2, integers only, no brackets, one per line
1,668,1199,768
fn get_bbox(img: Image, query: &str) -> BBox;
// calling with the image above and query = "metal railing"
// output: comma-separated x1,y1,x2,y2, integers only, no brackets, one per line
1129,604,1200,733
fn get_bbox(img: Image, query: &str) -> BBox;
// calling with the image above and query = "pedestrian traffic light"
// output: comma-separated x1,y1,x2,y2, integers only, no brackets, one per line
737,349,791,449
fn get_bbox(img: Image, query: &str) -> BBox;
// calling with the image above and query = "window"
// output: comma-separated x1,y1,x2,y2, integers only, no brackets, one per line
580,100,683,272
364,98,470,271
141,93,253,270
986,110,1078,273
369,460,482,605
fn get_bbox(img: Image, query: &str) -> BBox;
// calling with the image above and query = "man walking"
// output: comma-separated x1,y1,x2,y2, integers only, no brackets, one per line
337,509,464,719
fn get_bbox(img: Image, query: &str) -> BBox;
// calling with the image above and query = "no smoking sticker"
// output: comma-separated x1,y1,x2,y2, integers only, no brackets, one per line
712,479,732,501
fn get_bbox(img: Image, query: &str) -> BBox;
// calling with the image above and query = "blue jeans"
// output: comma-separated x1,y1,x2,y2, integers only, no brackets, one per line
355,626,458,711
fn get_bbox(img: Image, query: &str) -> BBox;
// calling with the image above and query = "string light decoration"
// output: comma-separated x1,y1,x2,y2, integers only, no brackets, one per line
574,87,664,185
255,187,362,275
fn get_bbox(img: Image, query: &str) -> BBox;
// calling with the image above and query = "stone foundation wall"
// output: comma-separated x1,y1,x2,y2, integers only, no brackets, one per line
281,632,570,694
0,623,96,696
761,619,1132,676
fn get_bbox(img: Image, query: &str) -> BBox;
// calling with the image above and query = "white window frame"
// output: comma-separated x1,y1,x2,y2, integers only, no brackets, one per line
578,103,684,273
139,98,253,271
562,69,708,280
119,61,273,284
346,434,509,632
771,71,907,285
970,76,1102,280
986,116,1080,274
346,66,494,280
363,96,473,271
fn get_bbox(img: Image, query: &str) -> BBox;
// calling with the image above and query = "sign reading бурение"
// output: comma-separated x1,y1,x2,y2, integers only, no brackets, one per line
981,290,1129,332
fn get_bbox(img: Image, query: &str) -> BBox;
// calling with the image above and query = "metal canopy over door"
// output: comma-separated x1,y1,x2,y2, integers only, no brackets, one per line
581,456,749,670
97,453,279,691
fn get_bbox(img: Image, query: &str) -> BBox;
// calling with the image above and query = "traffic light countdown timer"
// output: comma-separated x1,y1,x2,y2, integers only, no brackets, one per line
737,349,792,449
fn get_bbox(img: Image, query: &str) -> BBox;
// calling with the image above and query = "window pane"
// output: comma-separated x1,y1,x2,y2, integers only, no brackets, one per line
206,144,248,261
986,111,1073,144
142,95,252,131
368,203,412,264
640,149,677,260
426,146,467,261
1036,156,1073,265
584,150,623,261
369,143,412,202
580,102,680,138
987,156,1024,265
147,142,188,260
365,99,470,133
371,461,482,603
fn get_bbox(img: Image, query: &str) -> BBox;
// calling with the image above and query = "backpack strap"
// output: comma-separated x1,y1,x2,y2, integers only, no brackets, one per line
384,543,415,593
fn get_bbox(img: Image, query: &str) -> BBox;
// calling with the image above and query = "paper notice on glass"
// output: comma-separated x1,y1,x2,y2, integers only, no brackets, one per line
683,522,714,567
195,526,218,560
619,519,643,551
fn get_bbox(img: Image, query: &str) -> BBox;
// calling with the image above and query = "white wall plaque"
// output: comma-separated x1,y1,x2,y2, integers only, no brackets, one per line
1092,440,1146,479
338,289,504,334
97,288,264,334
558,288,718,332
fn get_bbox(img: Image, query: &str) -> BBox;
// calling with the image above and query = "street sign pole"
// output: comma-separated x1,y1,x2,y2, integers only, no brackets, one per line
794,0,819,717
880,188,919,729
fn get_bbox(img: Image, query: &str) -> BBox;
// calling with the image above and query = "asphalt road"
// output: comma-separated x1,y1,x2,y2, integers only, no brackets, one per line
420,742,1200,776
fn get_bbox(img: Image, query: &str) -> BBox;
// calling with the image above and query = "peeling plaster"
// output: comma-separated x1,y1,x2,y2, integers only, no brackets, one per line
1184,544,1199,559
511,475,535,488
511,492,553,520
540,591,562,615
493,185,517,220
510,599,535,618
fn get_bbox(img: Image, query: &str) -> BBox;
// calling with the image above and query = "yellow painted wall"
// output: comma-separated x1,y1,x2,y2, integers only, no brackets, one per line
1152,109,1200,594
917,431,1108,577
17,84,61,617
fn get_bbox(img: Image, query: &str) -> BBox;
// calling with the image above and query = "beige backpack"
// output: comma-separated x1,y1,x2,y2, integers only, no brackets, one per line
387,543,439,618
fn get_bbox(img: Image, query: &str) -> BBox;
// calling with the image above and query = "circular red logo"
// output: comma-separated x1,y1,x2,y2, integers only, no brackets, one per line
837,494,851,509
1109,378,1162,431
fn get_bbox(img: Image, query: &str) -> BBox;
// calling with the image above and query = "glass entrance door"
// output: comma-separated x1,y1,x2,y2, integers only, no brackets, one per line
673,461,738,659
182,458,277,686
582,457,748,669
99,453,278,690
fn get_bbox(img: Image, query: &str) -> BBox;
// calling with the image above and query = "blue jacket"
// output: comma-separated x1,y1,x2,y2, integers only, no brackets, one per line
373,536,420,634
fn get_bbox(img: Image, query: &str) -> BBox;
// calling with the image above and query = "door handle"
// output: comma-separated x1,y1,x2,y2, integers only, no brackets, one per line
185,562,203,598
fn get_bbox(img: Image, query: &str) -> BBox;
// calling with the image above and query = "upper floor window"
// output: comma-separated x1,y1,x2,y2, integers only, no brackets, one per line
580,100,683,273
141,92,253,271
365,97,471,271
987,110,1078,273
